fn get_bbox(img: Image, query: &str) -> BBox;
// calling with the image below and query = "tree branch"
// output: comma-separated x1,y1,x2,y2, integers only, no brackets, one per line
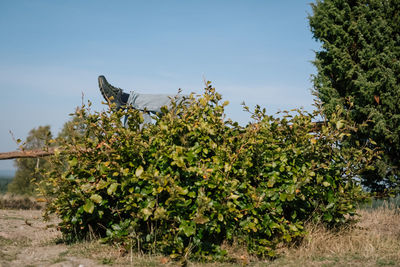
0,148,56,160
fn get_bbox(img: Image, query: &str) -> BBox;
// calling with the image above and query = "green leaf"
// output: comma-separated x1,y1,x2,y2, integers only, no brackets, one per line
83,200,95,214
267,177,276,188
179,221,196,237
326,202,335,209
69,157,78,167
289,224,298,232
324,212,333,222
187,191,196,198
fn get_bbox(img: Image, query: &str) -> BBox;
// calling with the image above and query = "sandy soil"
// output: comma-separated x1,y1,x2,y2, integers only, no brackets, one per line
0,209,100,267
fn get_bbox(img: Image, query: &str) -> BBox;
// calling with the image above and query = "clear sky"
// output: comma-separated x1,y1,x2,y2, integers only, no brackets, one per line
0,0,320,171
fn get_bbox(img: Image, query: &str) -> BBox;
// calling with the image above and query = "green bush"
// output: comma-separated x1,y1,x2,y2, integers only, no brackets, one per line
42,85,377,259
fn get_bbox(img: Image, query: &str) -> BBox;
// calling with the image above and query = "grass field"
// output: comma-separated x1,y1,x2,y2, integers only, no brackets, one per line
0,200,399,266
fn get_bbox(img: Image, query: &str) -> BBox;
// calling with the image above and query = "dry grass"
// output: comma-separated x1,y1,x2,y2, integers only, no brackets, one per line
1,205,399,266
63,205,400,266
0,193,44,210
269,205,400,267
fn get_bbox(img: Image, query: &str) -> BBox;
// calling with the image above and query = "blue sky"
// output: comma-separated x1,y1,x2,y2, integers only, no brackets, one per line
0,0,320,171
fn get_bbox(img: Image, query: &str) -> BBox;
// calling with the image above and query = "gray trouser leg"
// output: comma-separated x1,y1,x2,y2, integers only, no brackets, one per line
125,91,186,125
127,91,185,113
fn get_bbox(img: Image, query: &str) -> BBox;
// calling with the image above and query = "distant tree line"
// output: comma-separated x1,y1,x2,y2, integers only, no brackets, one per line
0,177,12,194
7,117,83,196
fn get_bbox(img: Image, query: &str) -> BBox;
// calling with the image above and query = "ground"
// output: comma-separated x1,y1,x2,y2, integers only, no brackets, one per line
0,209,195,267
0,206,400,267
0,209,98,266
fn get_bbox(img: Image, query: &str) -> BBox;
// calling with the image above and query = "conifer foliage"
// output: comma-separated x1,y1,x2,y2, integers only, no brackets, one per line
309,0,400,194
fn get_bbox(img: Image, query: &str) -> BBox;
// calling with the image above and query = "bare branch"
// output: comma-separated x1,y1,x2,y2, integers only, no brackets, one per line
0,148,56,160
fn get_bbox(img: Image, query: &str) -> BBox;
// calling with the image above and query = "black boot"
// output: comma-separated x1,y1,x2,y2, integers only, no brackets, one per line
98,75,126,109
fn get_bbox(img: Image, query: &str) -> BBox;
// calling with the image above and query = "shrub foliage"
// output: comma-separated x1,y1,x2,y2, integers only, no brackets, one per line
42,85,376,259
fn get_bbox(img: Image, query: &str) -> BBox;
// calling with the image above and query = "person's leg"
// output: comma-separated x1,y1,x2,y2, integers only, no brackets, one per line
99,75,188,127
99,75,185,113
127,91,185,114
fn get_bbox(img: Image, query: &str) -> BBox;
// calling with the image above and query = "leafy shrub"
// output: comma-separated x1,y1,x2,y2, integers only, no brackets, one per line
42,85,377,259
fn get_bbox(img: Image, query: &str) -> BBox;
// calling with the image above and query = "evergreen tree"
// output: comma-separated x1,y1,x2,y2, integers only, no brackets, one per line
309,0,400,194
8,126,53,195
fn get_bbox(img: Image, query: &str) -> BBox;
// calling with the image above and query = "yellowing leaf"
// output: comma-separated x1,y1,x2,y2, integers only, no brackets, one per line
122,168,129,176
194,215,210,224
135,166,144,177
69,158,78,167
336,120,345,129
229,194,240,200
322,181,331,187
142,208,152,221
154,207,166,219
54,148,61,156
96,180,109,190
107,183,118,195
90,194,102,204
142,208,152,216
83,200,94,214
267,177,276,188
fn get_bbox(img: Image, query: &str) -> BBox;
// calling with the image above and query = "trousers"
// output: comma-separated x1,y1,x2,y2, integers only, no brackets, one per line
125,91,187,124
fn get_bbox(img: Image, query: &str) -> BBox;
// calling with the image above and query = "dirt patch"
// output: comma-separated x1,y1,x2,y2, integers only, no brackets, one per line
0,209,100,267
0,209,179,266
